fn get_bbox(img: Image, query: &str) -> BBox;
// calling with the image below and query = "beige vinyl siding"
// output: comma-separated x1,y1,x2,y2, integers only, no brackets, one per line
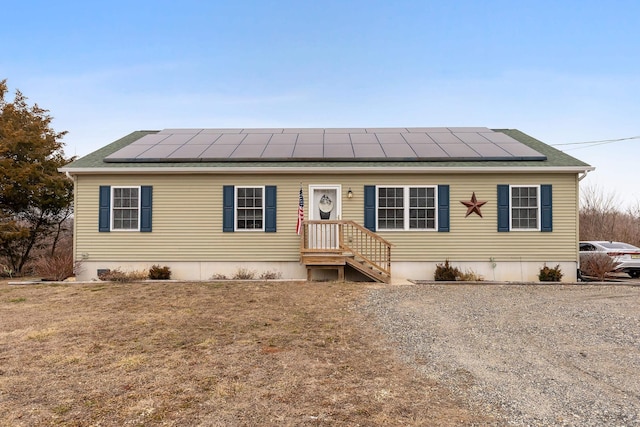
75,172,579,263
369,174,579,262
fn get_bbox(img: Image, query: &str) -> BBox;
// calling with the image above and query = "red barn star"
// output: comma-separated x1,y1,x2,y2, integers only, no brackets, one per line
460,192,487,218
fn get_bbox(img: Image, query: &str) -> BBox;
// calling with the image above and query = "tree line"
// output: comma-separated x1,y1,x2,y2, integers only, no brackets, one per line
579,184,640,247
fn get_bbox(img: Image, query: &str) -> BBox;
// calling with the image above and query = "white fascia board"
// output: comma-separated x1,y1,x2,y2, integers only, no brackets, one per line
60,165,595,175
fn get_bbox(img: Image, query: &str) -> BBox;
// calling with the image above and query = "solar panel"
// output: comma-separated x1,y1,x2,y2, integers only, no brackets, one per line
439,144,482,158
353,144,386,158
297,133,323,145
470,144,511,157
324,143,354,158
402,133,437,144
230,144,267,158
242,134,272,145
350,134,378,144
129,134,169,145
323,133,350,145
376,133,408,145
141,145,182,158
262,144,295,157
104,127,547,162
168,144,208,159
104,144,151,160
199,144,238,158
269,134,298,144
156,134,196,145
454,132,491,144
215,134,246,145
409,143,449,157
184,133,221,145
293,144,323,158
428,132,463,144
381,143,416,158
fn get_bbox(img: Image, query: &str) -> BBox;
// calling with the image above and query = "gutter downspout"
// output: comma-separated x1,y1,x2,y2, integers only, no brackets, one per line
63,171,78,275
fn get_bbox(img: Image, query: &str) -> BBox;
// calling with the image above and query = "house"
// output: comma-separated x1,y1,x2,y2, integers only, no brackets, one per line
60,127,593,283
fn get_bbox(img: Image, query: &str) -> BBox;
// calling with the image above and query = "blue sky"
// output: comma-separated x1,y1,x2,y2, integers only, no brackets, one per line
2,1,639,207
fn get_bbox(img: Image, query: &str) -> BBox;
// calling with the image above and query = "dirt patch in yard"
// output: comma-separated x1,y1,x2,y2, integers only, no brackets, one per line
0,280,494,426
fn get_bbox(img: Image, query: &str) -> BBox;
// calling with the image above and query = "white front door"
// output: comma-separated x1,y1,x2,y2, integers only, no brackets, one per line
309,185,341,249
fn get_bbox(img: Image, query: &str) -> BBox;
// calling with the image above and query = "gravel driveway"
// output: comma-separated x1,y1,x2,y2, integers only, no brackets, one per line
362,284,640,426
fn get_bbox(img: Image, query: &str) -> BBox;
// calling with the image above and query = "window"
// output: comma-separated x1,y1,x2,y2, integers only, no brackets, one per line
377,186,436,231
497,184,551,232
223,185,276,233
98,185,152,233
112,187,140,231
236,186,264,230
510,185,539,230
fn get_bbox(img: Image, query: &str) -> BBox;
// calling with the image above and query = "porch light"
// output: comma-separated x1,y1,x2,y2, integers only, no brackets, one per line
347,188,353,199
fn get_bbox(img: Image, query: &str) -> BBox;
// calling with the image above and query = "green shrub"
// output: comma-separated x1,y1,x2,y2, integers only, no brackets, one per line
538,264,563,282
149,265,172,280
434,260,461,281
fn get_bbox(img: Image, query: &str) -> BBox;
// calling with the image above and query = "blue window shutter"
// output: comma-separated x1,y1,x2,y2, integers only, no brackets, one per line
140,186,153,232
364,185,376,231
265,185,277,232
497,185,510,232
437,185,450,232
99,186,111,232
541,184,552,232
223,185,234,232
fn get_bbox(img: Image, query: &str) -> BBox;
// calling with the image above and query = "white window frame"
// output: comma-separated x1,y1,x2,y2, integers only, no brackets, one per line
235,186,265,232
111,186,141,232
509,185,540,231
376,185,438,231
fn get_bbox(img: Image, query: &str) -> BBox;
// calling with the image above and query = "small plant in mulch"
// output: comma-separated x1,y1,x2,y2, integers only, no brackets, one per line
148,265,172,280
538,264,563,282
434,260,461,281
210,273,228,280
98,268,148,282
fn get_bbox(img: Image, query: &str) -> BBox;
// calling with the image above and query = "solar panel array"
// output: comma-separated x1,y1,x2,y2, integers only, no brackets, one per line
104,127,546,162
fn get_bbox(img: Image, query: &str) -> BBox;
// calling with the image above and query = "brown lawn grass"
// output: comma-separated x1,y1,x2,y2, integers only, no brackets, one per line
0,280,494,426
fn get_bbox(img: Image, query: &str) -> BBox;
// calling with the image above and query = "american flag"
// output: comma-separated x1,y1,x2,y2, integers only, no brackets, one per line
296,186,304,235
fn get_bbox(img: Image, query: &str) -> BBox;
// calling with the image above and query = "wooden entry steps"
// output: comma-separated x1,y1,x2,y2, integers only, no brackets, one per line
303,252,346,282
300,220,392,283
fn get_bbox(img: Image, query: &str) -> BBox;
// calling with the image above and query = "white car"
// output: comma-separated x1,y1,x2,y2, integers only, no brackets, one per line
579,241,640,278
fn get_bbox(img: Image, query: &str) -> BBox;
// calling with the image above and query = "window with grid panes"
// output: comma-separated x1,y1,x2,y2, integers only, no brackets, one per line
511,186,539,230
409,187,436,229
112,187,140,230
236,187,264,230
378,186,436,230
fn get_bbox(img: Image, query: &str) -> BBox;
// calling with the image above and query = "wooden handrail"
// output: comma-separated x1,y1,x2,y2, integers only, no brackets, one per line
303,220,394,247
301,220,392,281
